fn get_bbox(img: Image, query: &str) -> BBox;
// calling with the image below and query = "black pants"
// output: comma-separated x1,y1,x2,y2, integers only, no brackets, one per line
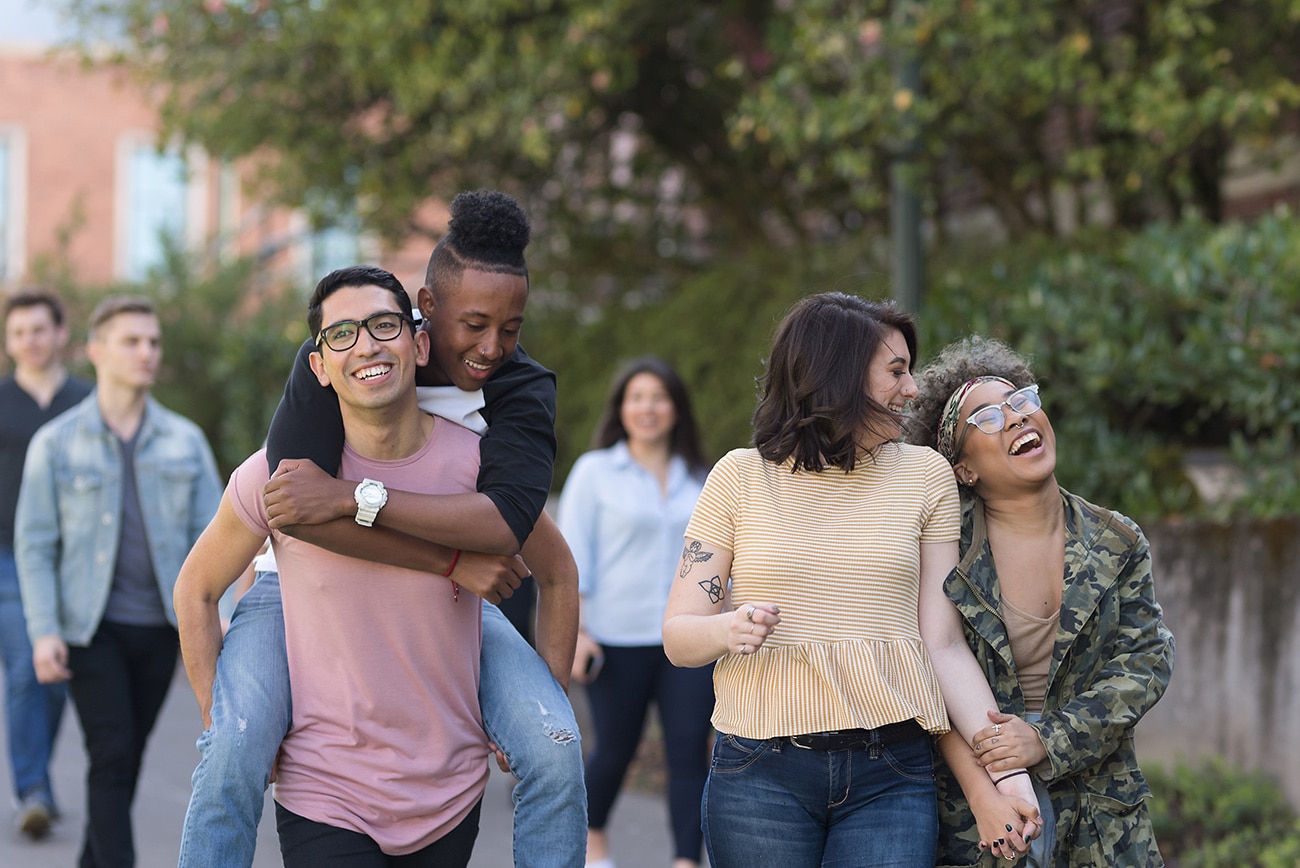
584,644,715,862
276,801,481,867
67,620,178,868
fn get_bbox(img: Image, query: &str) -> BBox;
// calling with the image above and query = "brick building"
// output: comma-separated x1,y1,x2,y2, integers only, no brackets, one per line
0,2,437,296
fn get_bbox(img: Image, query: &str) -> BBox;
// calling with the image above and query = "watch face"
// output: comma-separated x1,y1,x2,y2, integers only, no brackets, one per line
362,487,382,506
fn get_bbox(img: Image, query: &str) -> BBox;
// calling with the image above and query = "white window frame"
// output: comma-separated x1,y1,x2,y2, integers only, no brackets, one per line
114,133,208,281
0,126,28,285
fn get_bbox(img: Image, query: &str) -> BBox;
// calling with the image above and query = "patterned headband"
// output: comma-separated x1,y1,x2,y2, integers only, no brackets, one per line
936,376,1015,464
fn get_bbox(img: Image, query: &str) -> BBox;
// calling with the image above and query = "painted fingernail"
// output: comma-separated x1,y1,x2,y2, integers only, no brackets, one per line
997,838,1005,845
1006,824,1013,832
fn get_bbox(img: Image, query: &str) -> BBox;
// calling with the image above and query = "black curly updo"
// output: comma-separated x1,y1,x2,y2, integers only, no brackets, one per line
425,190,531,296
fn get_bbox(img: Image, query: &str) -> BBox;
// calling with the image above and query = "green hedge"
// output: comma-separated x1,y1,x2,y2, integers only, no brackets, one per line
530,212,1300,521
1150,759,1300,866
39,211,1300,521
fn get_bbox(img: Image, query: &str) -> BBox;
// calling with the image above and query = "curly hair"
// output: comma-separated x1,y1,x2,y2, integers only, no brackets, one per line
903,336,1037,453
425,190,530,296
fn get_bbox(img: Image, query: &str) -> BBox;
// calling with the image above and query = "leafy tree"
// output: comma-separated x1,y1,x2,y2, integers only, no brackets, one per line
36,243,307,479
743,0,1300,239
66,0,792,263
65,0,1300,260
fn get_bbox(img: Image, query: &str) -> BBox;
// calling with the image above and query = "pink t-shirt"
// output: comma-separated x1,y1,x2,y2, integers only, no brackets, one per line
228,418,488,855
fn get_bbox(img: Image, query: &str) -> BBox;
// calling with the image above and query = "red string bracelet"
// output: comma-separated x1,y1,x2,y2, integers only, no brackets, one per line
443,549,461,602
443,548,461,577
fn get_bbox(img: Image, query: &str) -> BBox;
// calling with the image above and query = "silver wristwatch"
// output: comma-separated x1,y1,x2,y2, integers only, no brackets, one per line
353,478,388,527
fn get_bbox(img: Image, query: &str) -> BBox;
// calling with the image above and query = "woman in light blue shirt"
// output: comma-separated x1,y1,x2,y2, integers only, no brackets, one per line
558,356,712,868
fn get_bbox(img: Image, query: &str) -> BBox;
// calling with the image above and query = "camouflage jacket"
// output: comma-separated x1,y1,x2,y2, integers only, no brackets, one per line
935,488,1174,868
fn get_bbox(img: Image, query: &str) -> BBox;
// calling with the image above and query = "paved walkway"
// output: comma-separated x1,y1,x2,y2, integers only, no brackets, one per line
0,666,696,867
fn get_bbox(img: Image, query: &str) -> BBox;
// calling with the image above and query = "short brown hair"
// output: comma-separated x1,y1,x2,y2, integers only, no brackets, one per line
88,296,156,338
3,288,68,327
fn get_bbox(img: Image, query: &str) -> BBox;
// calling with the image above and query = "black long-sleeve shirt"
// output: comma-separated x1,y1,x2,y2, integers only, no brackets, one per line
265,340,557,548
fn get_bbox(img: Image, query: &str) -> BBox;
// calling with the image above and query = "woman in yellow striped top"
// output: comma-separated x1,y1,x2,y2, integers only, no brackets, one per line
663,293,1039,868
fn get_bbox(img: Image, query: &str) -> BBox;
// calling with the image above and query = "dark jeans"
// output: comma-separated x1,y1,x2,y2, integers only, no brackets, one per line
67,620,178,868
276,801,481,867
584,643,714,862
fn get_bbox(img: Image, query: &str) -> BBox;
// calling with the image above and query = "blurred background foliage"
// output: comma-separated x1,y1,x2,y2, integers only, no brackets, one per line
65,0,1300,250
30,242,308,479
34,208,1294,523
528,209,1300,523
50,0,1300,520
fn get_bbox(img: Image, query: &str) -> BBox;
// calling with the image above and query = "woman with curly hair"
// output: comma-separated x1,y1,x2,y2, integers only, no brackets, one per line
905,336,1174,867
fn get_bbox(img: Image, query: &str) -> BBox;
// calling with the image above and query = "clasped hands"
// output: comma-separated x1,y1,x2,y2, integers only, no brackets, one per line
971,710,1047,861
262,459,528,604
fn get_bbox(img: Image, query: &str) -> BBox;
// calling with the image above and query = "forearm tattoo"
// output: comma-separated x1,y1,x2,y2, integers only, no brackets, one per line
679,540,713,577
698,575,724,604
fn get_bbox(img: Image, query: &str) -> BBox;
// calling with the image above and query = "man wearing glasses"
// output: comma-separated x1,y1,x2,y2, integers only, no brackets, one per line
176,190,584,868
175,266,495,865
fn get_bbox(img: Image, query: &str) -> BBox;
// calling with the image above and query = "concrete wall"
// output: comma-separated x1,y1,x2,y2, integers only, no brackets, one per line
1136,517,1300,807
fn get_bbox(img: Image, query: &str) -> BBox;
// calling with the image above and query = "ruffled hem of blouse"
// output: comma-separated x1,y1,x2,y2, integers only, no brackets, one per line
711,636,952,740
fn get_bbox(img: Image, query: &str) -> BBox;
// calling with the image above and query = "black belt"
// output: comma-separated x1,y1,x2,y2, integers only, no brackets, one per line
785,719,926,751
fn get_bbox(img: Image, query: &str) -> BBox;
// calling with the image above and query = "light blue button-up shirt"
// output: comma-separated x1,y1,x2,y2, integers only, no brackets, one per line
15,392,221,645
557,440,705,647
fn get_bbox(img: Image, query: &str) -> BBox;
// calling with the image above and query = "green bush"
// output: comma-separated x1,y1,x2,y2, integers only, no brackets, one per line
532,211,1300,521
1149,758,1300,866
44,247,307,479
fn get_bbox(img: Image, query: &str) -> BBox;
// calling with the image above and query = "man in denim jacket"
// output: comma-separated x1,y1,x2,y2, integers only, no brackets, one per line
15,295,221,868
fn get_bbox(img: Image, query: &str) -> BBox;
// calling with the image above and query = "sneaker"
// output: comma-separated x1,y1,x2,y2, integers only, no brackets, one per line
16,795,51,840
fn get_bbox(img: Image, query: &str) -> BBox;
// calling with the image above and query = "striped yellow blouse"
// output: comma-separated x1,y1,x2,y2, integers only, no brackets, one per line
685,443,960,739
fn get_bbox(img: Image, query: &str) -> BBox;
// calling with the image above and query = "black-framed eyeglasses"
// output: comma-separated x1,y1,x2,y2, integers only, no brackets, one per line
314,311,413,352
953,384,1041,458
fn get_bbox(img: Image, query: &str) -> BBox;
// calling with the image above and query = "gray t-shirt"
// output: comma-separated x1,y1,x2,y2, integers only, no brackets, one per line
102,431,167,627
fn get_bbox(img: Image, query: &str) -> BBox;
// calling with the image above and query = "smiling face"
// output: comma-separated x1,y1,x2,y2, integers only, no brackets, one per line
861,326,919,446
417,269,528,391
4,303,69,375
953,379,1057,490
619,371,677,449
309,284,428,414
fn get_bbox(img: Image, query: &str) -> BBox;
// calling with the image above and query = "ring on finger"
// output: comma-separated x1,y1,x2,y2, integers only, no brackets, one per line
993,723,1002,736
746,606,755,621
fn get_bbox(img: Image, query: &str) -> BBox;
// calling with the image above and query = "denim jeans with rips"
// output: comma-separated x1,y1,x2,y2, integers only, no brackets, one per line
176,570,586,868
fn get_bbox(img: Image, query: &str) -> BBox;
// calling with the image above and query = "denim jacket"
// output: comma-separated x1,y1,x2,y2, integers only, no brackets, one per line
935,488,1174,868
15,392,221,645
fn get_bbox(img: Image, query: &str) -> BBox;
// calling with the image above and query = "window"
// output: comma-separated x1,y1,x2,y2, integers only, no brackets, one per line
290,197,363,287
310,220,362,278
0,129,27,284
116,138,208,281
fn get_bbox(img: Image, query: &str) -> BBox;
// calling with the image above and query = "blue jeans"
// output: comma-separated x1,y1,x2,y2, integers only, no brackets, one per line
0,548,66,805
177,571,586,868
702,729,938,868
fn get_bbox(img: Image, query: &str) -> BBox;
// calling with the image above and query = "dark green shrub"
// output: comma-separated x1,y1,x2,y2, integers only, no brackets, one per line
533,211,1300,521
1148,758,1298,866
43,246,307,479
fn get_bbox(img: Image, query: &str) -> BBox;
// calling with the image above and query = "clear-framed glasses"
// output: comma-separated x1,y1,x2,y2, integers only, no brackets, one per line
953,384,1041,457
314,311,412,352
